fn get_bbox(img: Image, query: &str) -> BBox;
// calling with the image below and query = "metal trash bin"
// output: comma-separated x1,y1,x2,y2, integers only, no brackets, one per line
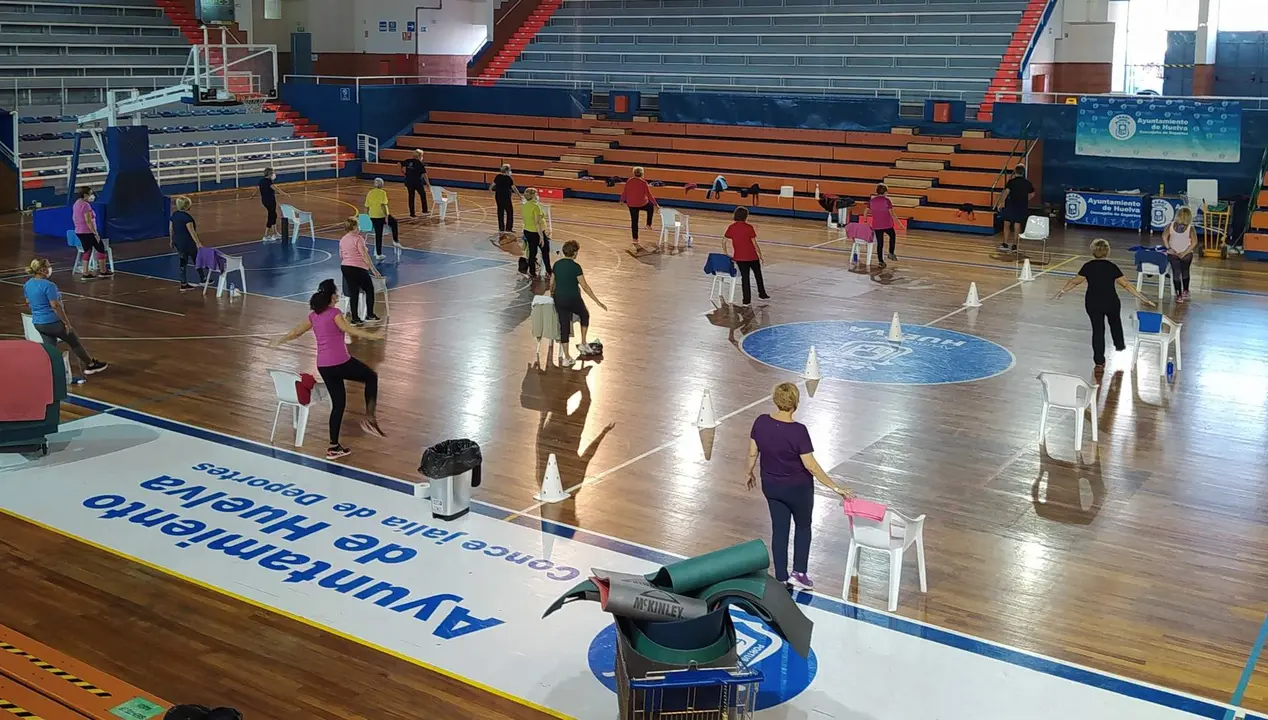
418,439,482,521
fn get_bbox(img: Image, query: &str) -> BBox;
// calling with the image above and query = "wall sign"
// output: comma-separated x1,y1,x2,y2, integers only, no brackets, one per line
407,21,416,32
389,20,397,32
1075,97,1242,163
378,20,387,31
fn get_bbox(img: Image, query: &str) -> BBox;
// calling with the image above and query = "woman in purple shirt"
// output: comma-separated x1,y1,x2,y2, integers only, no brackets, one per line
273,279,386,459
747,383,852,590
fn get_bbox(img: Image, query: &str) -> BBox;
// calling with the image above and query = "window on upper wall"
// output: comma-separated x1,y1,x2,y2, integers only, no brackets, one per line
1113,0,1201,94
1217,0,1268,30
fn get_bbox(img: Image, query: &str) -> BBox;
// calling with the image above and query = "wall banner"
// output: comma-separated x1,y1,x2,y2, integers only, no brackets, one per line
1075,97,1241,163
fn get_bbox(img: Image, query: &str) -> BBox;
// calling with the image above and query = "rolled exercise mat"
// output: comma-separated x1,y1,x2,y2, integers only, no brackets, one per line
646,539,771,595
592,569,709,622
697,572,813,658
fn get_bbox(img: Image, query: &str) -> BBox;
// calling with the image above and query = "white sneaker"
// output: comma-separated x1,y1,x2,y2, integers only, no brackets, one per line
374,254,386,261
558,353,574,367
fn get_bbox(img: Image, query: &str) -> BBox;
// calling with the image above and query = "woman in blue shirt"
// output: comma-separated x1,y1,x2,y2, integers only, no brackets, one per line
23,258,108,375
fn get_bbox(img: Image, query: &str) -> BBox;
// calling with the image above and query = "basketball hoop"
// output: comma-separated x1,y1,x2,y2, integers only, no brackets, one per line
237,93,266,114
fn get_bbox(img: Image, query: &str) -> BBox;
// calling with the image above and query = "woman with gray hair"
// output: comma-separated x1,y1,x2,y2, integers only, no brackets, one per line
363,177,399,260
490,164,522,237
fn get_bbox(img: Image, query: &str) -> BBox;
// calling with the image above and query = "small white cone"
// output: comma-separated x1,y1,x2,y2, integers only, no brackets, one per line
696,390,717,429
802,346,821,381
534,454,569,503
1019,258,1034,282
887,313,904,342
964,282,982,308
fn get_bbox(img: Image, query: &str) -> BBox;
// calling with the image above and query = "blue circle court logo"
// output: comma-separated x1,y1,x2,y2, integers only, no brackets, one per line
741,320,1014,385
586,610,817,710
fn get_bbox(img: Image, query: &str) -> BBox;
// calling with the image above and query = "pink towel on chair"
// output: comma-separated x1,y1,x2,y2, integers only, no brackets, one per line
843,497,887,521
844,221,873,242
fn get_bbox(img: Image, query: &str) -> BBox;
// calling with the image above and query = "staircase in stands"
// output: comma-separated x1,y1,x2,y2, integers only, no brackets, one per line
1247,169,1268,259
151,0,355,165
473,0,564,86
977,0,1050,121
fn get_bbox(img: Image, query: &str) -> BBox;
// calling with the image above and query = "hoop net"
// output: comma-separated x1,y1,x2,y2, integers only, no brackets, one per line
237,93,266,114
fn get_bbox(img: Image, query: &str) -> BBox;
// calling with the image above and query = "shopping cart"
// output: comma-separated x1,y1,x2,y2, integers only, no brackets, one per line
624,666,763,719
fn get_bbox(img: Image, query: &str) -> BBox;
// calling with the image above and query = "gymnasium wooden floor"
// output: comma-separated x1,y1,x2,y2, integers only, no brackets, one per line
3,177,1268,718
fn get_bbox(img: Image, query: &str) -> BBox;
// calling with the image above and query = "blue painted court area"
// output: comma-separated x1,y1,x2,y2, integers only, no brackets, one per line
113,237,507,300
742,320,1015,385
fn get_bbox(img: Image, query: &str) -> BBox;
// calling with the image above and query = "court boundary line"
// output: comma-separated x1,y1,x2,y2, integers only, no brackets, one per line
0,279,186,317
1225,614,1268,720
49,384,1249,719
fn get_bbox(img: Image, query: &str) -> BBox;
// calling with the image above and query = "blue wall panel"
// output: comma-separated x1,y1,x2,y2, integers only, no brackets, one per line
657,92,900,132
993,103,1268,218
279,83,362,152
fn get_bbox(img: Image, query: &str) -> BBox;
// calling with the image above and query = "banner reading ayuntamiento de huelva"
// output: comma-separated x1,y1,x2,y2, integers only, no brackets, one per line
1075,97,1241,163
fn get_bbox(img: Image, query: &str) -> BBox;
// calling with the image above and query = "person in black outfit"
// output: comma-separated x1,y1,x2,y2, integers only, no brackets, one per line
996,165,1034,253
1055,239,1156,370
259,167,288,240
400,149,431,217
169,196,205,290
490,164,522,237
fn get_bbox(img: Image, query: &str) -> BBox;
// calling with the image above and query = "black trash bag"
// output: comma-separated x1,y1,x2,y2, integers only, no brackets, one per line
420,439,483,487
165,706,211,720
165,707,241,720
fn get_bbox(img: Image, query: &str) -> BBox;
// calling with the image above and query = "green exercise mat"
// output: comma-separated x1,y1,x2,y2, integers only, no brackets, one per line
696,572,812,658
647,539,770,594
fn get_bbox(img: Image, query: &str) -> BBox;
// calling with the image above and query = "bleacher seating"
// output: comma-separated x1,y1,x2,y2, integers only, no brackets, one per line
363,111,1027,234
1,0,354,203
498,0,1030,107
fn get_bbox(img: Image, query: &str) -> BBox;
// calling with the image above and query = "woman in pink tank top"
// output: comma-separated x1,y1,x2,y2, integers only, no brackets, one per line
273,279,386,459
868,184,898,266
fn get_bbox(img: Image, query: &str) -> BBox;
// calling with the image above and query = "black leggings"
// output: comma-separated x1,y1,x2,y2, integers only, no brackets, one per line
496,195,514,232
1086,302,1125,366
406,182,429,215
628,203,654,241
317,357,378,446
736,259,766,304
369,216,398,256
764,480,814,582
1169,254,1193,293
34,319,92,367
263,201,277,229
177,249,206,285
555,296,589,344
525,231,552,276
340,265,375,319
873,227,897,254
77,232,106,260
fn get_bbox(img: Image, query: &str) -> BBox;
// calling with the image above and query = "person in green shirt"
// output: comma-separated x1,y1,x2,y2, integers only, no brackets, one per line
522,188,551,278
550,240,607,367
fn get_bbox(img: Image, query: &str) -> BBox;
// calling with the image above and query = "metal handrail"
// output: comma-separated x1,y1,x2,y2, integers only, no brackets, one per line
991,90,1268,110
18,136,340,206
1239,145,1268,250
1018,0,1059,79
987,120,1034,206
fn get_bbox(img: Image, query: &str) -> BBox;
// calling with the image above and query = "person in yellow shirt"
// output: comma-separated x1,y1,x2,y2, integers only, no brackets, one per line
363,178,399,260
521,188,551,278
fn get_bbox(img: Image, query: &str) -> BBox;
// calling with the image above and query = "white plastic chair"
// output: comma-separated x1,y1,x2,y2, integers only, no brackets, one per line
431,186,460,221
844,222,874,269
1133,311,1182,375
203,252,246,298
67,230,114,275
658,207,691,251
21,313,72,384
280,203,316,244
1018,215,1050,266
1135,262,1173,301
372,275,389,318
843,509,927,612
1037,372,1099,451
267,369,313,447
704,254,738,305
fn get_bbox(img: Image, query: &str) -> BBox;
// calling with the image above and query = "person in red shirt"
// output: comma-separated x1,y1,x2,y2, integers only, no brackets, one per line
723,207,769,305
619,166,658,253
